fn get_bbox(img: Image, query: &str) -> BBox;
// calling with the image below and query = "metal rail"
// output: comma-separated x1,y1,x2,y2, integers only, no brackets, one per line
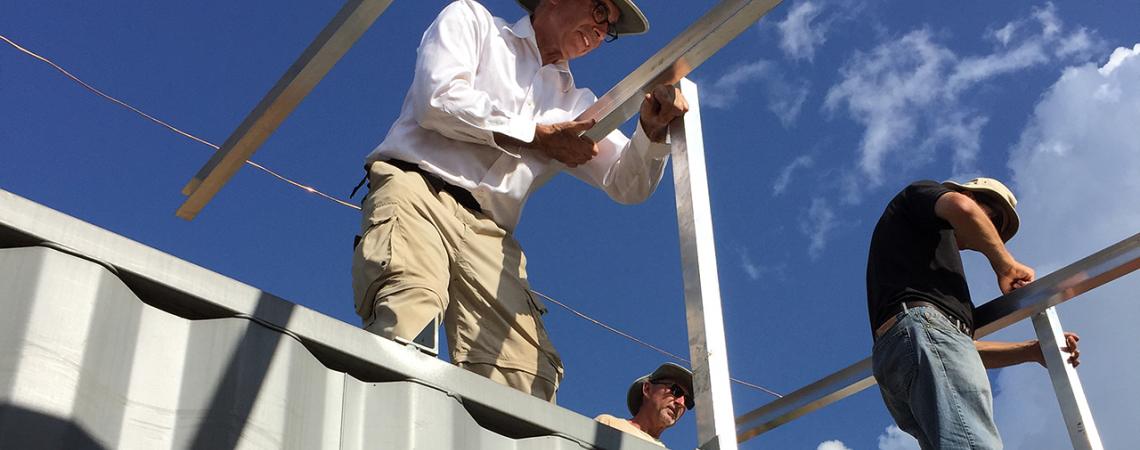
671,79,737,450
1033,307,1103,449
736,232,1140,442
578,0,783,142
177,0,394,220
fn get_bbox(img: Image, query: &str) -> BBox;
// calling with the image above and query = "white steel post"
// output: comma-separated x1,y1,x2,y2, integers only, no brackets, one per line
670,78,736,450
1031,306,1103,450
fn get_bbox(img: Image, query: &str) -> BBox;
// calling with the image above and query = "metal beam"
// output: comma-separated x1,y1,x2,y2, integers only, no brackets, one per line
671,79,737,450
735,232,1140,442
578,0,783,142
177,0,394,220
1032,307,1103,449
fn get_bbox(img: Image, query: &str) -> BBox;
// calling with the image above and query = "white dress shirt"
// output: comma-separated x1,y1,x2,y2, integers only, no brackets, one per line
366,0,670,232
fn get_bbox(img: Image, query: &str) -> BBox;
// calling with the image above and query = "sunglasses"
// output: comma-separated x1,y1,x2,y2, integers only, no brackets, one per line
651,380,691,406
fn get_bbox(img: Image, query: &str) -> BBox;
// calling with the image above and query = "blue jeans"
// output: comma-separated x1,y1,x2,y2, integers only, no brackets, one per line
872,305,1002,450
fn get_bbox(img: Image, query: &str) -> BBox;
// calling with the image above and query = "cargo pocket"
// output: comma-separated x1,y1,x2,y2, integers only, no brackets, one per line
352,203,399,320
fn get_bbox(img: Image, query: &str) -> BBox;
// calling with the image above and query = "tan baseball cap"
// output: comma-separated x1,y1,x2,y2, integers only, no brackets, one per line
942,177,1020,242
626,362,694,415
516,0,649,36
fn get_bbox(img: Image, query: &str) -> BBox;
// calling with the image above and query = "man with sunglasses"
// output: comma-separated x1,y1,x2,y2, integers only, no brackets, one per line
595,363,694,446
352,0,689,403
867,178,1081,449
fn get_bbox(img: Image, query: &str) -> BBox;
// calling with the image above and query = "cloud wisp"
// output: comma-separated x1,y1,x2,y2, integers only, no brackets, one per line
778,1,828,62
699,60,810,127
772,155,815,196
736,247,786,281
824,3,1101,190
800,197,837,259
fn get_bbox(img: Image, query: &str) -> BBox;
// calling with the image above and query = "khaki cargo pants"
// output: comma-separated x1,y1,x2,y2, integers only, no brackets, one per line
352,161,563,401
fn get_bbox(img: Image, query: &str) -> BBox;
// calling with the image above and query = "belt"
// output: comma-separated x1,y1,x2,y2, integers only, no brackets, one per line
874,301,972,339
384,160,482,213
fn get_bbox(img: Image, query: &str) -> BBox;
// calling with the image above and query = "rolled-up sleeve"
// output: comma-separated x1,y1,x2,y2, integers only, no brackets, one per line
568,121,671,205
410,2,535,156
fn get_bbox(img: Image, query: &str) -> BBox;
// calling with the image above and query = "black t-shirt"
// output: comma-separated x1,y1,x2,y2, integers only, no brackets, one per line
866,180,974,335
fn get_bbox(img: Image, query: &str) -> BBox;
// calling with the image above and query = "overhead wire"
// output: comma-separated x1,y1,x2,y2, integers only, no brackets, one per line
0,34,360,211
533,289,783,398
3,33,782,399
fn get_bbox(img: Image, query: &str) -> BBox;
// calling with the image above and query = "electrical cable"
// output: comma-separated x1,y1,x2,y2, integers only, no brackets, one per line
4,33,782,399
533,289,783,398
0,34,360,211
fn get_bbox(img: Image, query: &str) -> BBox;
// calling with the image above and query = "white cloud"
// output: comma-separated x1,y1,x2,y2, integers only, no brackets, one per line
877,425,920,450
1033,2,1062,39
778,1,828,62
739,248,763,280
699,61,810,127
735,247,786,281
800,197,836,259
824,29,953,183
772,155,814,196
817,439,852,450
988,43,1140,449
919,113,988,179
1056,27,1096,59
991,22,1017,46
824,4,1097,191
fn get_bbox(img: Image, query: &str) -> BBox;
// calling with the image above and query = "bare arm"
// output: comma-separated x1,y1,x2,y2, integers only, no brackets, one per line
976,332,1081,369
934,192,1035,294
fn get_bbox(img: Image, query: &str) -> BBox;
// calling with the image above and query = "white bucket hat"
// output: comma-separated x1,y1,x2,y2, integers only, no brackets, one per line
516,0,649,36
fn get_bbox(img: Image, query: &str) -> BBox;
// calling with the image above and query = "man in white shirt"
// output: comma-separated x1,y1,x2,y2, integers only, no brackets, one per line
595,363,694,446
352,0,688,401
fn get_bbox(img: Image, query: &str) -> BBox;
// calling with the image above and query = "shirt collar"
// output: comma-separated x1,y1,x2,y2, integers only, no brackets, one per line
505,15,535,40
506,15,575,90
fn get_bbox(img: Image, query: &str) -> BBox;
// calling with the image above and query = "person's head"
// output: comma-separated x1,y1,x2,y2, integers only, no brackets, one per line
626,363,694,437
942,177,1020,242
520,0,648,63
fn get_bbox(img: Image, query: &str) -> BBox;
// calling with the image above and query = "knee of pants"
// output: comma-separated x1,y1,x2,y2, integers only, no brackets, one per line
364,286,447,341
352,198,450,320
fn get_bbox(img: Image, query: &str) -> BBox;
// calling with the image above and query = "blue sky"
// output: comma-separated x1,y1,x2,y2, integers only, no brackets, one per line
3,0,1138,448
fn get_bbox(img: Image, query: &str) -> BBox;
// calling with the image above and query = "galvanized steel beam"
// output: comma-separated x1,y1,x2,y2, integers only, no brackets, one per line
736,232,1140,443
177,0,394,220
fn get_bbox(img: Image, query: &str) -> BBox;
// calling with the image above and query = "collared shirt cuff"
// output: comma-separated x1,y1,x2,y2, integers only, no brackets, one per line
488,116,537,158
634,121,671,160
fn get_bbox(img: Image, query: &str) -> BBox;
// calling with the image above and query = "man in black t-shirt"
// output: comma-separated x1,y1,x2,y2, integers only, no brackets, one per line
867,178,1081,449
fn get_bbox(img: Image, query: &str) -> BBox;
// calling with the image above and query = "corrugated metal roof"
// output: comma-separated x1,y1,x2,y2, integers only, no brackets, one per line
0,189,663,450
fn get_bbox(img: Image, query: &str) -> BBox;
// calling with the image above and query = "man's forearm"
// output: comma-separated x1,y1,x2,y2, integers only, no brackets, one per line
975,340,1040,369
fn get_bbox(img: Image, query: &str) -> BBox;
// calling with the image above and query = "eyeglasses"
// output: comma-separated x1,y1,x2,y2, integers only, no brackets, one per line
590,0,619,43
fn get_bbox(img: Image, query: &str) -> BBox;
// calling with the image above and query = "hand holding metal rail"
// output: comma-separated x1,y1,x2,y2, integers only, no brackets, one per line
735,232,1140,443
